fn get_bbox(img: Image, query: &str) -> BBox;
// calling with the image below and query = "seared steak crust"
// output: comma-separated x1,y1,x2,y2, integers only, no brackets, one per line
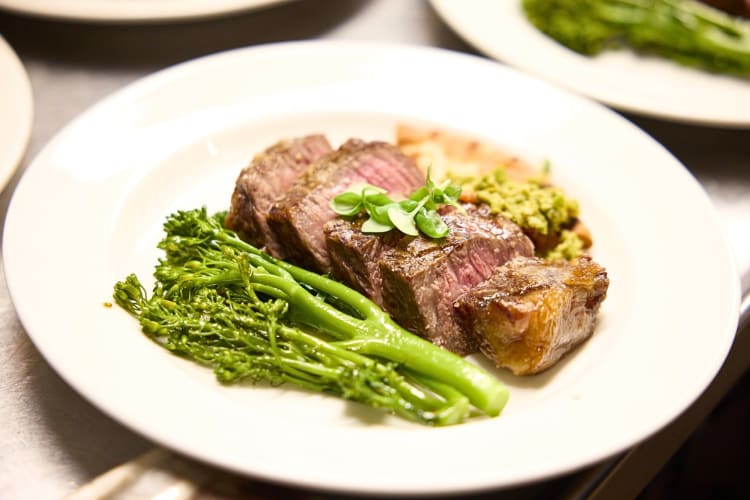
324,217,403,307
268,139,425,273
225,135,333,258
379,211,535,356
454,255,609,375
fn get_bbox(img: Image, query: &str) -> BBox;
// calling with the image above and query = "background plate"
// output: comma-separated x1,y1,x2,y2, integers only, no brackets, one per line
430,0,750,128
0,35,33,193
0,0,293,23
3,41,740,495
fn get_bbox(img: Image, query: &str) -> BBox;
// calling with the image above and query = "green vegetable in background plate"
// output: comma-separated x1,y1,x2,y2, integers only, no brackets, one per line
113,207,508,426
522,0,750,76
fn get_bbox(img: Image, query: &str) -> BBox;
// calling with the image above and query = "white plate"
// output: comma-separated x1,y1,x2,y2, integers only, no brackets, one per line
3,41,740,495
0,35,33,193
0,0,293,23
430,0,750,128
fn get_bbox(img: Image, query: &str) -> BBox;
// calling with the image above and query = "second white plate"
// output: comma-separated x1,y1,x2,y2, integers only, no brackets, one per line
430,0,750,128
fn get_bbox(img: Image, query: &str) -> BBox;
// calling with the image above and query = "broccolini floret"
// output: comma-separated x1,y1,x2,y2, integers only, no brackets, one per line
113,208,508,426
522,0,750,76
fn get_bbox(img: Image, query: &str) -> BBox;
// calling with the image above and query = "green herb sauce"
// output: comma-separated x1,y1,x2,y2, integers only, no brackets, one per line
450,166,585,260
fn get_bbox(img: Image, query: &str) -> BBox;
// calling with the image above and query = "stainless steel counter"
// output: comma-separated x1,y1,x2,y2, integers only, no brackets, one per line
1,1,748,498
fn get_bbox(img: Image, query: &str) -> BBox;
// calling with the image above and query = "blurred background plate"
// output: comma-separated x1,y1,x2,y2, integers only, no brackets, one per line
430,0,750,128
0,0,295,23
0,35,32,194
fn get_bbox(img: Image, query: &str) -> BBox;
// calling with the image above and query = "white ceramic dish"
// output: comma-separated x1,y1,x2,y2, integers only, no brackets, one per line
3,41,740,496
0,35,33,194
0,0,293,23
430,0,750,128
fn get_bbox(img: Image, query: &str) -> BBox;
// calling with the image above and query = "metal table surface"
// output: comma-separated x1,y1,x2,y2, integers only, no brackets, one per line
1,1,748,498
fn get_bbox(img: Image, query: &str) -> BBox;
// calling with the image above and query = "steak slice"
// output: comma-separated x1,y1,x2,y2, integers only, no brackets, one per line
379,211,535,356
454,255,609,375
324,217,403,307
225,134,333,259
268,139,425,273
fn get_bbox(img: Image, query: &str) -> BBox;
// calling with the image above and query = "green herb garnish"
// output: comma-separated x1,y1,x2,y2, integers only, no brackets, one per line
329,172,463,239
449,164,584,260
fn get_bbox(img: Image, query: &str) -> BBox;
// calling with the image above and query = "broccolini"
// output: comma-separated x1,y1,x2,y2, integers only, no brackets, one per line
113,208,508,426
522,0,750,76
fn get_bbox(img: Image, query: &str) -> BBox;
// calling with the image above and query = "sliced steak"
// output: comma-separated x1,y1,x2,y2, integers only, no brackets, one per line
379,211,535,356
454,255,609,375
324,217,402,307
324,204,518,309
268,139,425,273
225,134,333,258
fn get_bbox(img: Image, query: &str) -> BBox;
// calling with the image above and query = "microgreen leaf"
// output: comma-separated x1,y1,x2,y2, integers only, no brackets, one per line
361,218,395,233
443,185,462,202
366,203,395,226
330,184,390,217
398,199,419,212
363,193,396,225
329,192,364,216
364,192,393,206
415,208,449,239
409,186,430,201
387,206,419,236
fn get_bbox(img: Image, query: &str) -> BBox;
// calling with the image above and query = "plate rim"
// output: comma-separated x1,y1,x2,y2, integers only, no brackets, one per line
2,40,741,495
0,35,33,194
429,0,750,128
0,0,294,23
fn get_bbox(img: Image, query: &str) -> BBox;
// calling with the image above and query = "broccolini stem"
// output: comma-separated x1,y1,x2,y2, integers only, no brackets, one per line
216,231,385,320
206,219,508,415
172,258,509,416
115,273,461,425
335,332,509,417
117,207,511,424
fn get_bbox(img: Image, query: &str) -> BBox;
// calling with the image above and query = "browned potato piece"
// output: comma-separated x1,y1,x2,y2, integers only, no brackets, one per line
395,124,537,182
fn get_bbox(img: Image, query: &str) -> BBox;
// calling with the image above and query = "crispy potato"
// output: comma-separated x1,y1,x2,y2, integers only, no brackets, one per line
395,124,537,181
